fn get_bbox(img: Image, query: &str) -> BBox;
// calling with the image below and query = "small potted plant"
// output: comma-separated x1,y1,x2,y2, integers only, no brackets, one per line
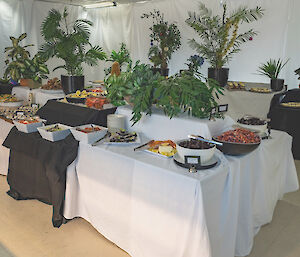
186,3,264,86
141,10,181,77
257,58,289,91
3,33,49,88
181,54,204,75
39,8,106,94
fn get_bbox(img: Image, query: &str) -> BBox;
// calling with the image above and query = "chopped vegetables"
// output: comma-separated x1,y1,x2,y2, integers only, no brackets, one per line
216,128,260,144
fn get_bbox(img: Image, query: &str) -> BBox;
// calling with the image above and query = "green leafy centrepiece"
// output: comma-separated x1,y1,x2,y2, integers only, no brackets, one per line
39,8,106,76
141,10,181,71
186,3,264,68
257,59,289,79
3,33,49,82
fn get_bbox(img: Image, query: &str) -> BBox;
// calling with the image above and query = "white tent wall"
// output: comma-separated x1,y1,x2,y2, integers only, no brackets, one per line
0,0,298,88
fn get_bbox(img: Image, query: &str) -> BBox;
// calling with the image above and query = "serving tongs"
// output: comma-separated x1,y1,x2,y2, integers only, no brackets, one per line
188,135,223,146
92,132,111,146
134,140,154,151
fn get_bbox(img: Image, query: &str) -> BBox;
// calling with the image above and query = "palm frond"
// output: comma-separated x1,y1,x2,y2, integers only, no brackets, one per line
41,9,62,40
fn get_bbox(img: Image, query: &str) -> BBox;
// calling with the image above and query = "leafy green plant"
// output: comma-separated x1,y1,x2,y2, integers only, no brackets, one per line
185,55,204,74
186,3,264,68
3,33,49,82
141,10,181,70
257,59,289,79
155,72,224,119
105,61,163,124
39,8,106,76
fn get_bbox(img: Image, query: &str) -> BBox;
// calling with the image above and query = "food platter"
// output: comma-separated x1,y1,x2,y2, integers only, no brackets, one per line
0,100,23,108
143,140,177,158
103,130,141,145
248,87,272,93
280,102,300,108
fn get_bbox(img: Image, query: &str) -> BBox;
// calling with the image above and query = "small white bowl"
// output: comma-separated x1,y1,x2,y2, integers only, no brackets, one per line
70,124,108,144
237,122,267,134
13,119,44,133
37,123,71,142
176,140,216,164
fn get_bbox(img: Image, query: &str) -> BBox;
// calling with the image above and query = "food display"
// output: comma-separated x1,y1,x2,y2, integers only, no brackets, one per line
281,102,300,108
0,94,19,103
71,124,108,144
13,118,44,133
237,117,266,125
86,97,108,110
213,128,261,156
66,90,100,104
146,140,177,157
41,78,62,90
37,123,71,142
0,105,39,121
17,119,40,124
249,87,272,93
108,129,138,143
227,81,246,90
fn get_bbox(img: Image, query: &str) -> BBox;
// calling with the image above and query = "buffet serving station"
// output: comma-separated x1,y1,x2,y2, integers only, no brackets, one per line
0,102,298,257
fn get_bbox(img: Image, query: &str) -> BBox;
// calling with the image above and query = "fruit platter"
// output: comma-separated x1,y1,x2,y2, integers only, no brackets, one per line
37,123,71,142
104,129,140,145
213,128,261,155
0,94,23,107
13,118,44,133
71,124,108,144
66,90,100,104
86,96,108,110
40,78,63,94
249,87,272,93
227,81,246,91
0,105,39,121
145,140,177,158
281,102,300,108
237,116,268,134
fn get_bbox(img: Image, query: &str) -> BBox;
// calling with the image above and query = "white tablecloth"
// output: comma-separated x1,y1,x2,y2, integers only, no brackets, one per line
12,86,65,106
0,119,14,175
116,105,235,140
64,112,298,257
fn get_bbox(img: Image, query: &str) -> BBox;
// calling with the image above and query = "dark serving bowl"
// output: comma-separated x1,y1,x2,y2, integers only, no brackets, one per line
66,97,86,104
212,137,261,156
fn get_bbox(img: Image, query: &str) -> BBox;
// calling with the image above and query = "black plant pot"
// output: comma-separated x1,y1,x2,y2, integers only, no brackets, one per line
271,78,284,92
208,68,229,87
151,68,169,77
61,75,84,95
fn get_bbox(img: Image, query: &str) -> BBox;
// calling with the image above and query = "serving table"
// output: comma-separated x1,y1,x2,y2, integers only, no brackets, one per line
11,86,65,106
0,118,14,175
216,82,284,120
64,106,298,257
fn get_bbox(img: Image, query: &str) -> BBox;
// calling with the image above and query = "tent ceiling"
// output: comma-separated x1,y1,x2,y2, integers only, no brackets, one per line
35,0,152,6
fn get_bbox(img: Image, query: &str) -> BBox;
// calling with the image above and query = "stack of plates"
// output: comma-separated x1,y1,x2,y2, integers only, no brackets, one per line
107,114,125,133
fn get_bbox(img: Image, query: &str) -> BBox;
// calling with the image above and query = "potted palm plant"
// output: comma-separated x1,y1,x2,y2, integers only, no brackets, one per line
257,58,289,91
141,10,181,77
39,8,106,94
186,3,264,86
3,33,49,88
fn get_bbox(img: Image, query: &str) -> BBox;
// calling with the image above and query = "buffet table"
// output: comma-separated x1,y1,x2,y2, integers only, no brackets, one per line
0,118,14,175
11,86,65,106
217,82,284,120
63,106,298,257
3,127,79,227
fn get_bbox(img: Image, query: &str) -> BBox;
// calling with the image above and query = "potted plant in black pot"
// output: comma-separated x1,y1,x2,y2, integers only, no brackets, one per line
39,8,106,94
186,3,264,86
141,10,181,77
257,58,289,91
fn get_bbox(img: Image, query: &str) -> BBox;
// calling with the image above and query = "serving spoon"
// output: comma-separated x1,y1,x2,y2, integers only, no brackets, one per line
188,135,223,146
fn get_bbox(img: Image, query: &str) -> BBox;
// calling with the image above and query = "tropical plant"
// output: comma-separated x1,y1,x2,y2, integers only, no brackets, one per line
105,61,163,124
155,72,224,119
186,3,264,68
141,10,181,70
295,68,300,80
185,54,204,74
257,58,289,79
3,33,49,82
39,8,106,76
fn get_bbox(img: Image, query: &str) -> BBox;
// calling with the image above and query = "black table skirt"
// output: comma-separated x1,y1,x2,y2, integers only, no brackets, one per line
3,127,79,227
0,84,19,94
37,100,117,126
268,89,300,159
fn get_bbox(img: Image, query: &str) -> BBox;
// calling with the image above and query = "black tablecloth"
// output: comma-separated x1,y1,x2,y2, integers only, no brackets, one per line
3,127,79,227
0,83,19,94
268,89,300,159
37,100,117,126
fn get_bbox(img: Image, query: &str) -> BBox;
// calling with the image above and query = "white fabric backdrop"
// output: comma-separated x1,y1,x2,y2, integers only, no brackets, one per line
0,0,299,88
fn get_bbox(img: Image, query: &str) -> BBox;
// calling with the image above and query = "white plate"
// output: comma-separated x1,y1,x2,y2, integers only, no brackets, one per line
0,101,23,107
39,89,64,94
144,149,175,158
103,132,141,145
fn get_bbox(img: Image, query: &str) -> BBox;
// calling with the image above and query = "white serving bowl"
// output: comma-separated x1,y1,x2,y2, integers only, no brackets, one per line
37,123,71,142
176,139,216,164
236,122,267,134
70,124,108,144
13,120,44,133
